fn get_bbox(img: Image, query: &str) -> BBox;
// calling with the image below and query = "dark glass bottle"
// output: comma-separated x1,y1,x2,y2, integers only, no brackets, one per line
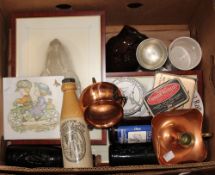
106,25,148,72
5,145,63,167
109,143,158,166
109,118,152,144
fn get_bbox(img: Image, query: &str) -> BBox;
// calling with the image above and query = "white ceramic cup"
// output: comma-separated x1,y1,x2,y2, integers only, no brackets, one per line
168,37,202,70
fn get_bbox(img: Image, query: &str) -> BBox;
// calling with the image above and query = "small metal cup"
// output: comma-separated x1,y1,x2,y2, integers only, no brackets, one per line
136,38,168,70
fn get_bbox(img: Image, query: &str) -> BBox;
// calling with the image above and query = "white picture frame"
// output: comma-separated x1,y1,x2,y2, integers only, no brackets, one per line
9,11,105,90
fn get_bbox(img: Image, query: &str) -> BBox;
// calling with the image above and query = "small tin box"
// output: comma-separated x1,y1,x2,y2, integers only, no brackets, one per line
154,72,196,109
144,79,189,116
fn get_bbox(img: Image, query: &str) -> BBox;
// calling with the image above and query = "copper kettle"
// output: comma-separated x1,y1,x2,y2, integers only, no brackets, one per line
80,78,126,128
152,109,208,165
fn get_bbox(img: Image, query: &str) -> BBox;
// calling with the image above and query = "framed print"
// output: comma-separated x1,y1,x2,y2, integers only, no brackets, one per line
9,11,105,90
3,76,106,145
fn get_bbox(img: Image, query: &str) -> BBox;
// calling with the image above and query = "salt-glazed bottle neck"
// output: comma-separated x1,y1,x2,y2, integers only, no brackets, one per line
61,78,76,92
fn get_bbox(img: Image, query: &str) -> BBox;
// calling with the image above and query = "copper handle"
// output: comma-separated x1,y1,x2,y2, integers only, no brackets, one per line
92,77,97,83
178,132,213,146
202,132,213,139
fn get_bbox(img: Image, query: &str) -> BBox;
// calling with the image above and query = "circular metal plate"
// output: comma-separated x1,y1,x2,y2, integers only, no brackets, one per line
191,90,204,115
112,77,146,116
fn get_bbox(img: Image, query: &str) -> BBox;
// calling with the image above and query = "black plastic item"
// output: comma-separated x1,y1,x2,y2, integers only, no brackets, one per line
106,25,148,72
5,145,63,168
109,143,158,166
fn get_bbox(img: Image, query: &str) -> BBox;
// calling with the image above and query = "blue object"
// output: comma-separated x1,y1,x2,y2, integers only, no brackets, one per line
117,125,152,144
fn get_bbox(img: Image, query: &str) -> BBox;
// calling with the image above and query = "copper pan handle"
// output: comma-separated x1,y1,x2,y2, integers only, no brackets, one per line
202,132,213,139
92,77,97,83
178,132,213,148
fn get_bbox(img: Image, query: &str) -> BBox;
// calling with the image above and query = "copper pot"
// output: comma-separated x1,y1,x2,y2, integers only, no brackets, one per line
152,109,207,165
80,80,126,128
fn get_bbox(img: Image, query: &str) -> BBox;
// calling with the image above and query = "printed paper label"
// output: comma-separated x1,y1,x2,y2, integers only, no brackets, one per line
128,131,147,143
117,125,152,144
163,150,175,162
61,120,86,162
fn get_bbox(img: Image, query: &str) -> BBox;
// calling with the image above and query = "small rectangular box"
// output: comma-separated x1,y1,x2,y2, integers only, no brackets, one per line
144,79,189,116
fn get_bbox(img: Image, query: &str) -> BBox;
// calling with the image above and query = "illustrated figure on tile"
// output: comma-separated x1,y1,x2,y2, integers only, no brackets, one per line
30,82,51,121
14,80,33,112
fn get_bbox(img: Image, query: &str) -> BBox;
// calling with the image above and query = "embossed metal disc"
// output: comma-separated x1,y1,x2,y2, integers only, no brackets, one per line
112,77,146,116
191,90,204,115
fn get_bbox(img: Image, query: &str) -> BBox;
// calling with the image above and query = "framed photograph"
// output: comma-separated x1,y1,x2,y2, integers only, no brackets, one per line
9,11,106,90
3,76,107,145
106,70,203,118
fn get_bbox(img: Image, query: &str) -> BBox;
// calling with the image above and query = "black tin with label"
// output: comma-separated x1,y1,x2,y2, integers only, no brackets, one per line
144,79,189,116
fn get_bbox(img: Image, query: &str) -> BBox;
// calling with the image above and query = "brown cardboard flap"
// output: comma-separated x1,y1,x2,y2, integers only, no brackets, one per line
0,161,215,174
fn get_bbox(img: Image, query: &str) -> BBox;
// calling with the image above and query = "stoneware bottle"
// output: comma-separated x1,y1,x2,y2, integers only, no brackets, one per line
60,78,93,168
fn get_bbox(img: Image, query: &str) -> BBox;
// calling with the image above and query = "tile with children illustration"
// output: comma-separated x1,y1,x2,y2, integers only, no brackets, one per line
3,76,64,140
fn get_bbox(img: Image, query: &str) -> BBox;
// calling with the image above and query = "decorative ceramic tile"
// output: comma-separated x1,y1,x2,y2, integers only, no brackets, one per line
3,76,64,140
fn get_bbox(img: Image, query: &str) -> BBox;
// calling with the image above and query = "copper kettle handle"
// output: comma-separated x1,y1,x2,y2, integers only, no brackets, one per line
92,77,97,83
202,132,213,139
